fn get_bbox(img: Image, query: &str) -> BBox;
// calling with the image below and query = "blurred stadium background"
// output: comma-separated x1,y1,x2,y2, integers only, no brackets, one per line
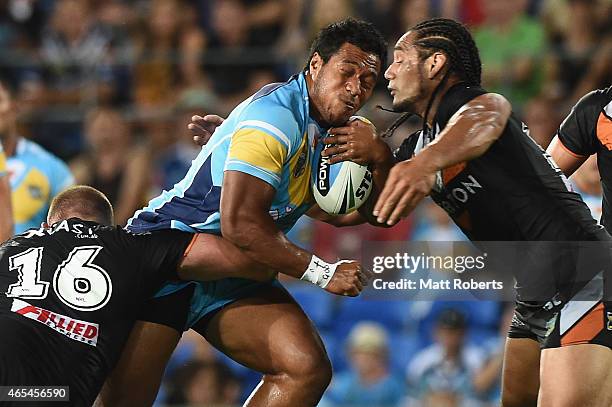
1,0,611,405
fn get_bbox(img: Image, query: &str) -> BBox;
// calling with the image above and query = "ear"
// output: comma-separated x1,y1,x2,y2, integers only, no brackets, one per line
425,51,448,80
309,52,324,81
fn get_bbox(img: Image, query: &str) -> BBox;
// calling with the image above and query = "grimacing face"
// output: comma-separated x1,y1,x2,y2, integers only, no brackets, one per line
309,43,381,126
384,32,429,113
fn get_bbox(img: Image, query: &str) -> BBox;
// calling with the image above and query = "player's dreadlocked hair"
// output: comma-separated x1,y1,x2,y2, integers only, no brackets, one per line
382,18,482,138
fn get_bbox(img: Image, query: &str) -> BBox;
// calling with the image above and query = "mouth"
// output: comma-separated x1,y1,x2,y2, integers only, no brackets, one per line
341,100,356,111
388,87,396,96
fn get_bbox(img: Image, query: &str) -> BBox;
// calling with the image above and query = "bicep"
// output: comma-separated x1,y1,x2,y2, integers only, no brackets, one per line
547,136,589,177
221,170,276,229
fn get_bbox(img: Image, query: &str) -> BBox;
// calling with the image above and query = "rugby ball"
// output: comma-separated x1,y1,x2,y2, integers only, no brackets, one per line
313,153,373,215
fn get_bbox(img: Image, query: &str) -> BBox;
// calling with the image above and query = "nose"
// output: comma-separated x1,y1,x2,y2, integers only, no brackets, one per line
345,77,360,98
384,64,394,80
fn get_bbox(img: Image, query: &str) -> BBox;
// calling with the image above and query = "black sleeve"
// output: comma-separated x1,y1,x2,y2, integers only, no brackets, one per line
122,229,194,282
557,90,606,156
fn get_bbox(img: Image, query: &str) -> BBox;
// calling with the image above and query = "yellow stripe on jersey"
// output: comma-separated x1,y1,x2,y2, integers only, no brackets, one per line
12,168,50,223
287,134,313,206
228,128,288,176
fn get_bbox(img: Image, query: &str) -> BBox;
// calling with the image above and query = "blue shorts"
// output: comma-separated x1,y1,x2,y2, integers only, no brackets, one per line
129,219,281,331
155,278,281,330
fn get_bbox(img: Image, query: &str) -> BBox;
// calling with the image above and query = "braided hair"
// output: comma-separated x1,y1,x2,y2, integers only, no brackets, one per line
382,18,482,138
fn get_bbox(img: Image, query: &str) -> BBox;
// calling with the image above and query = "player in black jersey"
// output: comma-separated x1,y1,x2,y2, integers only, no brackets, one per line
318,19,612,407
0,186,365,407
548,86,612,232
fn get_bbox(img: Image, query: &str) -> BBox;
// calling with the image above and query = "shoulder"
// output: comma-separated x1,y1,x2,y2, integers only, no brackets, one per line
237,77,308,148
20,139,71,173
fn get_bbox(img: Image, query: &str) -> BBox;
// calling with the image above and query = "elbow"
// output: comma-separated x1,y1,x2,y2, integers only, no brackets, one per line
221,211,255,250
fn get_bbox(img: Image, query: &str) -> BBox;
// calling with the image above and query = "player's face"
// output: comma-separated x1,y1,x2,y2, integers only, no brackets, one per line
384,32,429,113
309,43,380,126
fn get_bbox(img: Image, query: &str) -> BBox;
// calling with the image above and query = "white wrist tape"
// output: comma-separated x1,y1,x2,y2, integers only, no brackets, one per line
301,255,348,288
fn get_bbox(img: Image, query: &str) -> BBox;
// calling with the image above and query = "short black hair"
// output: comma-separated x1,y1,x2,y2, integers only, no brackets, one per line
306,18,388,76
48,186,114,226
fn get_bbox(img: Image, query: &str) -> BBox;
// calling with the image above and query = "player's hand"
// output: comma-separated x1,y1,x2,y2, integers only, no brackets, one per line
323,119,391,166
189,114,225,146
373,159,437,225
324,261,369,297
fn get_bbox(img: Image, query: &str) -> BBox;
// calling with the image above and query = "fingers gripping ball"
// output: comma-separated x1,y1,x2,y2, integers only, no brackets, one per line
313,116,374,215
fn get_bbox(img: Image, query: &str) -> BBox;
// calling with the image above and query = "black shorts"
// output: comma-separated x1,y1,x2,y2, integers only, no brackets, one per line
509,270,612,349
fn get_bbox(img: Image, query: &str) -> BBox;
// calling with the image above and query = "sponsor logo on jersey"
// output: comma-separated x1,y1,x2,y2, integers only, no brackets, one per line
316,153,331,196
11,299,99,346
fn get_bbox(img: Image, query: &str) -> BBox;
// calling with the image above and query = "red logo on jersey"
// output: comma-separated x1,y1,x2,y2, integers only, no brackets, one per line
11,299,99,346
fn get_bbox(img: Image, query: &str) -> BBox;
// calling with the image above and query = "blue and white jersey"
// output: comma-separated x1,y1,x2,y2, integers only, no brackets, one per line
7,138,74,233
129,73,327,235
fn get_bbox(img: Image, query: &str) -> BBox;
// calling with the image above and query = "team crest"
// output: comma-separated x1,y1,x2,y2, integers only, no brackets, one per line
607,311,612,331
293,150,307,178
28,185,43,200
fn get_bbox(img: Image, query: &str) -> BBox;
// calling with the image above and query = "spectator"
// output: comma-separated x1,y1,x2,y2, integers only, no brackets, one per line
322,322,405,407
523,96,563,148
38,0,115,105
407,309,485,405
70,108,149,225
471,305,515,406
152,91,216,194
164,360,241,406
0,80,73,234
542,0,612,104
132,0,205,112
473,0,545,108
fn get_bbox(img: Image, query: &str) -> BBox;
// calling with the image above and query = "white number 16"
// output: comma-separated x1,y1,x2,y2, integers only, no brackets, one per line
7,246,112,312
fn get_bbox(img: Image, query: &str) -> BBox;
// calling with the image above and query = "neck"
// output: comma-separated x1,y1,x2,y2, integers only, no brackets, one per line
304,71,328,128
0,128,19,156
421,77,462,127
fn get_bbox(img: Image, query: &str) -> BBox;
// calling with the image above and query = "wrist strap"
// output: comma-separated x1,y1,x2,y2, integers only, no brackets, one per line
301,255,342,288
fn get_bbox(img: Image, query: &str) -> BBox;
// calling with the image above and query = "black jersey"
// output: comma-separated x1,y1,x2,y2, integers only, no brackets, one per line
395,83,606,242
0,219,193,406
557,86,612,231
394,83,611,301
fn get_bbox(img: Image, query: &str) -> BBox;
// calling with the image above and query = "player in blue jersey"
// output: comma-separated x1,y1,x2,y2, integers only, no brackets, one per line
102,19,390,406
0,81,74,234
0,143,12,241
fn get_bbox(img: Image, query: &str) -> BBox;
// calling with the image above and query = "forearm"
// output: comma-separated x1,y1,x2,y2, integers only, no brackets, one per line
414,94,511,172
178,233,276,282
223,212,311,279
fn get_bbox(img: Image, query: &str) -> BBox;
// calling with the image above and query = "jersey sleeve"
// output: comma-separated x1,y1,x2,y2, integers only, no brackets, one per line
557,91,604,156
224,102,300,189
49,158,75,198
123,229,194,283
0,144,7,177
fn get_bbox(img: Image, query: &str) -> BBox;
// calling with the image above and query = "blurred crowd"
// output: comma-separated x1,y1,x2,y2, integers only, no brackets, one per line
0,0,610,405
